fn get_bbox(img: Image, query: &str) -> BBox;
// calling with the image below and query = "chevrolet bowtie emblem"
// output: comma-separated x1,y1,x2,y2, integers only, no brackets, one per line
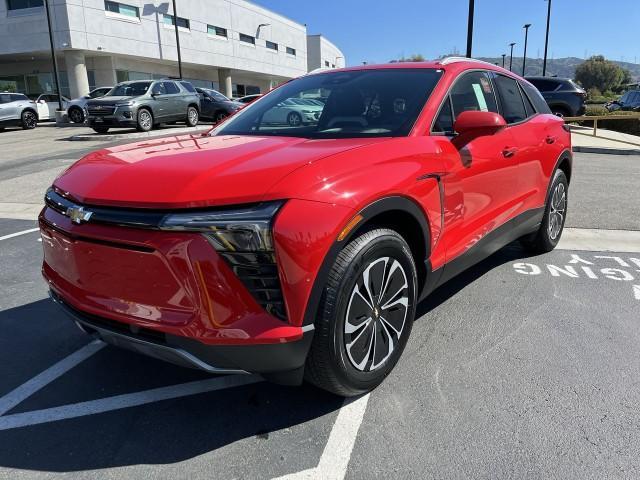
66,206,93,224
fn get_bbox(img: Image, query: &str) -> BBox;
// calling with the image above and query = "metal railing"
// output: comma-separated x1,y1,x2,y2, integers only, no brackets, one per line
564,113,640,148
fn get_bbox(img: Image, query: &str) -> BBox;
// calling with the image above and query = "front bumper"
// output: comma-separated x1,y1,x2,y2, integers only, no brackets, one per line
88,116,137,128
88,105,137,128
50,289,314,376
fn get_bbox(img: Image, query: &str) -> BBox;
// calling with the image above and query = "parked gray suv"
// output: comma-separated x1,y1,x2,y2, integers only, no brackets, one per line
0,92,38,130
86,80,200,133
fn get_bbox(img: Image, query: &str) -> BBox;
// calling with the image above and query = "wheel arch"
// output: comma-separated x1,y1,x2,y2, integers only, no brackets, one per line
21,107,39,121
301,195,432,327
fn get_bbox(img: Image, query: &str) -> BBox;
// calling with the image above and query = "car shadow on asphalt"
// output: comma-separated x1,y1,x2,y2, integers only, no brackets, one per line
416,241,540,318
0,299,342,474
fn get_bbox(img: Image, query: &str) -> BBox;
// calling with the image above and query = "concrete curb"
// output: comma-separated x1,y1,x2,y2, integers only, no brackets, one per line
68,126,210,141
572,145,640,156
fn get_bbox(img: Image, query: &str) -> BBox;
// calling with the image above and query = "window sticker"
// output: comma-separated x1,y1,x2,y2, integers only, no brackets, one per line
472,83,488,111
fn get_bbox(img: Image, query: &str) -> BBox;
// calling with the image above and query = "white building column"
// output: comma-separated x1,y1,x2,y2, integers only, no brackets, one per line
64,50,90,98
218,68,233,98
91,56,117,88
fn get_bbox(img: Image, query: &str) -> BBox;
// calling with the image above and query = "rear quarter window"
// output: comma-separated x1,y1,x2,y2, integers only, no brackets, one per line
521,82,552,114
180,81,197,93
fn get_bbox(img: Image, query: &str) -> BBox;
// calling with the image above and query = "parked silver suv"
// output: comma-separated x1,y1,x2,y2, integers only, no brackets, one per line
86,80,200,133
0,92,38,130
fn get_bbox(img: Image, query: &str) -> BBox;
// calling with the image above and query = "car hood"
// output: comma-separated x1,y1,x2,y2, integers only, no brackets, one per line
86,96,139,105
53,134,389,209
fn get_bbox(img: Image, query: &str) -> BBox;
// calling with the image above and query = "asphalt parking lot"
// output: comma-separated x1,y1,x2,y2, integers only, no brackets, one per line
0,126,639,479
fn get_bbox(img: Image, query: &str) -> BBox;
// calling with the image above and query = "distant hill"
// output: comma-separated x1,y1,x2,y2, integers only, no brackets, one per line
476,56,640,81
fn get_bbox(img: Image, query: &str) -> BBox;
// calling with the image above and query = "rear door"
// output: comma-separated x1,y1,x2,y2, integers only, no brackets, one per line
162,81,182,120
432,70,521,264
150,82,169,120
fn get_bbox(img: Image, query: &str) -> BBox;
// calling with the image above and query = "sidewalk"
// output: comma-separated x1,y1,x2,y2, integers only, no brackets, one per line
570,125,640,155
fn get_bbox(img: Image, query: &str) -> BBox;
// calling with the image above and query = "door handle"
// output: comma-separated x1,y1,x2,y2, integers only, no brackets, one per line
546,135,556,144
502,147,517,158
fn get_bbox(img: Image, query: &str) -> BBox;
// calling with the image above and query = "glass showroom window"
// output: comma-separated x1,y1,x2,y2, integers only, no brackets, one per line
104,1,139,18
207,25,228,37
164,14,190,29
286,47,296,56
7,0,43,10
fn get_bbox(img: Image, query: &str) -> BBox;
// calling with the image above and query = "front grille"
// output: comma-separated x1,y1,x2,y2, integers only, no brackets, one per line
88,105,116,116
220,252,287,320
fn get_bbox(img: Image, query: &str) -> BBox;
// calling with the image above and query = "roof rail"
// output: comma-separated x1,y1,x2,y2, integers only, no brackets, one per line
438,56,496,66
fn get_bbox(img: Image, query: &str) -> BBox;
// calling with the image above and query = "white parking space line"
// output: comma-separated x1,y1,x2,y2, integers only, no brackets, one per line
0,374,261,431
558,228,640,253
0,227,39,242
0,340,105,416
275,393,370,480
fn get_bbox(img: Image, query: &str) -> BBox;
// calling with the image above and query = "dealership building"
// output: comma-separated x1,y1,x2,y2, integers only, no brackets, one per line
0,0,345,99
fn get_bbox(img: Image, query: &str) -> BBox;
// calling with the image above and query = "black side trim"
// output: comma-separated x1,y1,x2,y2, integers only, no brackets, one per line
435,207,544,288
302,196,432,326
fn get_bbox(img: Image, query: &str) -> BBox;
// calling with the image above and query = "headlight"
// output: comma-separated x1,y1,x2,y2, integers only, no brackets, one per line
115,101,134,107
159,201,284,251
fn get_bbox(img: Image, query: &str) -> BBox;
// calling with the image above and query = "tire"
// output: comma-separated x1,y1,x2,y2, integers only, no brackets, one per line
305,228,418,397
214,111,228,124
551,106,570,118
521,169,568,253
287,111,302,127
21,110,37,130
136,108,153,132
186,106,199,127
68,107,84,124
92,126,109,134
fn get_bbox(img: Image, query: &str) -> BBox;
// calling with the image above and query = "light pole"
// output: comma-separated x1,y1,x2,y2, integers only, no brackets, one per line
501,54,506,68
43,0,63,111
522,23,531,76
509,43,516,71
466,0,475,58
542,0,552,76
171,0,183,79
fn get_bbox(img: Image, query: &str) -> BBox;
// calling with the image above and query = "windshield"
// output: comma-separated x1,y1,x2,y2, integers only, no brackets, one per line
214,68,442,139
109,81,152,97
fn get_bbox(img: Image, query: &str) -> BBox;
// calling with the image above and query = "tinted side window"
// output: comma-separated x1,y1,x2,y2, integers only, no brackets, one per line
450,71,498,119
0,94,11,104
528,78,559,92
11,94,27,102
163,82,180,94
519,84,536,117
180,81,196,93
152,82,167,95
521,82,551,114
494,75,527,123
433,99,454,134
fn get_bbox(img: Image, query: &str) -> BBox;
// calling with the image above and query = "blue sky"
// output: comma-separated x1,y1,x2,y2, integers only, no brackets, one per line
253,0,640,65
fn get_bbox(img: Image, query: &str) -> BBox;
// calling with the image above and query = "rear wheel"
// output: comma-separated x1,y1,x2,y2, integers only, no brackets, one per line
521,169,568,253
68,107,84,124
21,110,37,129
136,108,153,132
305,228,417,397
186,106,199,127
92,126,109,134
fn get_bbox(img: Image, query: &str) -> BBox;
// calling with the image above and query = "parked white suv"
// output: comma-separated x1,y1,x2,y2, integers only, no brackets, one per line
0,92,38,130
67,87,112,123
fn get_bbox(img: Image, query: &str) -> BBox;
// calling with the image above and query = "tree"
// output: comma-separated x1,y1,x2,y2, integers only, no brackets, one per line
390,53,426,63
575,55,630,93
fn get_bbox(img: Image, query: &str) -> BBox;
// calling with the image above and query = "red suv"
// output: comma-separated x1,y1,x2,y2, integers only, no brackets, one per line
41,58,571,396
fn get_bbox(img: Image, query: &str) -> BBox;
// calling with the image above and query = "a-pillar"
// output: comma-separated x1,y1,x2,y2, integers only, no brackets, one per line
64,50,90,98
218,68,233,98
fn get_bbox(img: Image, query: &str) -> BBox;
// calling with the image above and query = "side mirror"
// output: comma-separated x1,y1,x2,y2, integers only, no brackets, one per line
453,111,506,136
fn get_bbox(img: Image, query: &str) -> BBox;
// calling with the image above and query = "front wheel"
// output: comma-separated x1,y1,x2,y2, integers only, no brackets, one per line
136,108,153,132
21,110,37,129
287,112,302,127
68,107,84,124
186,106,199,127
521,169,568,253
305,228,418,397
214,111,227,124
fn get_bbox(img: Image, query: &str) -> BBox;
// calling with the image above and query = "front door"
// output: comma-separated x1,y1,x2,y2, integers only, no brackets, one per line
431,70,521,266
